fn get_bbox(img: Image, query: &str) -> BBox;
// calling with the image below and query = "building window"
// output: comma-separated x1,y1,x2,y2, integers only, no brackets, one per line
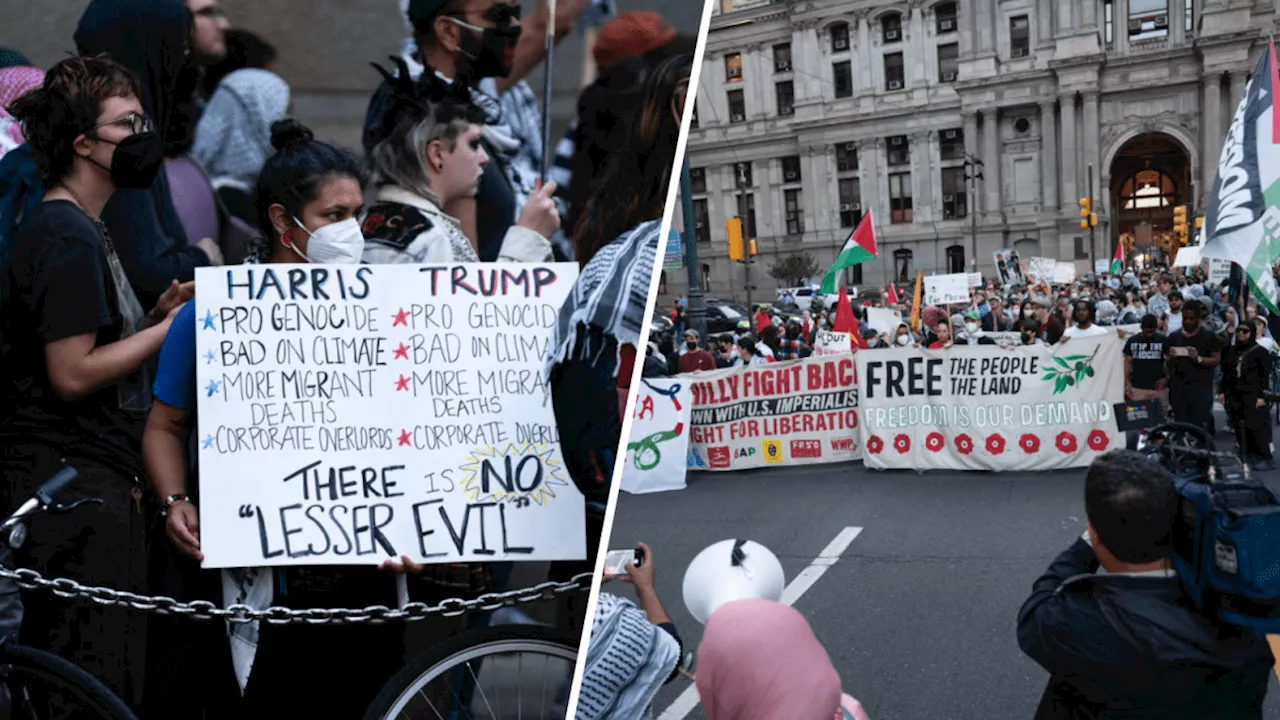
737,193,757,239
725,53,743,82
848,263,863,285
785,189,804,234
936,2,958,33
781,156,802,183
1129,0,1169,40
830,22,850,52
1010,15,1030,57
728,90,746,122
941,167,967,220
776,81,795,116
940,128,964,160
1074,236,1090,259
658,271,667,295
774,43,792,72
732,161,753,188
946,245,966,273
838,178,862,227
1105,0,1114,44
1186,0,1194,35
937,43,959,82
691,104,699,129
882,12,903,43
1118,168,1177,209
888,172,913,224
701,263,711,292
885,52,905,90
894,248,913,283
835,142,859,171
690,167,706,193
887,135,910,166
693,198,710,243
833,61,853,98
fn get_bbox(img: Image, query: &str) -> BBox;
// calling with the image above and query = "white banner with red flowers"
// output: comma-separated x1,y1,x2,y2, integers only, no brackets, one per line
684,355,862,471
855,336,1124,471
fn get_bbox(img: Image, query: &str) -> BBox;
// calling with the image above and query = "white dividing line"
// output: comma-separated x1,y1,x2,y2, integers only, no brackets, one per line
655,526,864,720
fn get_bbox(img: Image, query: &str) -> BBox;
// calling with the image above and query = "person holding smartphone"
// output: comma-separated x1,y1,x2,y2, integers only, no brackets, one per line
1166,299,1222,434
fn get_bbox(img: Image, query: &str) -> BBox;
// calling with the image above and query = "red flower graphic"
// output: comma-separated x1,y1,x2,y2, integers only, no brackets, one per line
1088,429,1110,452
1019,433,1040,454
893,434,911,453
955,433,974,455
986,434,1006,455
925,432,945,452
867,435,884,454
1056,432,1078,453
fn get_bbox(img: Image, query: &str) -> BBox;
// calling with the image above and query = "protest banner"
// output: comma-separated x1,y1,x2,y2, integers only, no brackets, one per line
621,378,692,494
686,355,861,470
194,263,585,568
856,336,1124,471
814,329,852,355
993,248,1022,285
924,273,971,305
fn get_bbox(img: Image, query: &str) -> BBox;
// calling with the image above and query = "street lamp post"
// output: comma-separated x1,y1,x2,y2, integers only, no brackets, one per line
680,158,708,344
964,154,985,267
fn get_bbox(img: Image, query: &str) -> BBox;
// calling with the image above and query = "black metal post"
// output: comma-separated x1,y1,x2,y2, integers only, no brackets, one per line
736,162,753,313
965,154,984,270
1088,163,1097,273
680,158,708,344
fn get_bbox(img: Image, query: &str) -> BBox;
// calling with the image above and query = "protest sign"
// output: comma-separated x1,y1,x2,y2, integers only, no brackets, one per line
814,329,852,355
1094,259,1110,275
967,273,983,288
686,355,861,470
1026,257,1056,283
924,273,971,305
865,308,903,335
194,263,585,568
622,378,692,494
1053,262,1076,284
664,229,683,271
994,248,1023,285
856,337,1124,471
1210,258,1232,285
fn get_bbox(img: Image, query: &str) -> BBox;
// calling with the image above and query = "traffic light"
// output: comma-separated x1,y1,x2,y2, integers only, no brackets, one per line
1172,205,1189,246
727,218,743,260
1194,216,1204,230
748,239,758,257
1079,197,1096,230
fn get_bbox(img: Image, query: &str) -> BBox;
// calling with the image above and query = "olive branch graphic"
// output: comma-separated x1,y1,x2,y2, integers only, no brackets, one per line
1041,346,1100,395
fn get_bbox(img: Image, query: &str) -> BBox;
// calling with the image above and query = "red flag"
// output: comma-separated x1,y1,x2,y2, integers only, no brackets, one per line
887,284,900,305
832,286,868,349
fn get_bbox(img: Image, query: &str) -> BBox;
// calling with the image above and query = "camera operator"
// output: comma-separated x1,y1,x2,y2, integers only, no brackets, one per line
1017,451,1273,719
1166,299,1222,433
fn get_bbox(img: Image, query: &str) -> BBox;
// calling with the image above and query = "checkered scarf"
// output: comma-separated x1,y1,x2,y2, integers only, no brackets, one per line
577,592,679,720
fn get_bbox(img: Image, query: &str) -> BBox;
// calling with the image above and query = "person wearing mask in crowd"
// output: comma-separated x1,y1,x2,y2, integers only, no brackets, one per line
1166,299,1222,433
714,333,736,368
143,119,428,719
200,28,277,99
697,599,870,720
1146,274,1173,318
758,323,781,360
365,0,587,261
678,330,716,373
1220,321,1275,470
928,319,954,349
1224,305,1240,342
957,310,995,345
2,55,194,715
1019,450,1273,717
361,63,556,264
862,327,882,349
1252,316,1277,353
192,68,291,228
74,0,222,307
0,66,44,159
1060,299,1112,341
893,322,917,348
735,336,767,366
1016,318,1045,347
776,320,810,359
982,296,1012,332
1095,298,1119,327
579,541,682,720
972,289,990,318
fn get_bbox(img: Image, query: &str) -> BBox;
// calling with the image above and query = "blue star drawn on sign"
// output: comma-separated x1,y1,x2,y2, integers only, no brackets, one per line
201,311,216,330
203,435,214,449
205,350,216,365
205,380,220,397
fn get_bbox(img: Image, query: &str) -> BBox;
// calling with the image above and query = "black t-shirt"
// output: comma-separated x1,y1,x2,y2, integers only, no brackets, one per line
1,200,142,471
476,140,515,262
1167,327,1223,390
1123,333,1168,389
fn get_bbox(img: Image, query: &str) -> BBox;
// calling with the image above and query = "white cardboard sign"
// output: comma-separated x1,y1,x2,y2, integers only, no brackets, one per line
924,273,972,305
194,263,586,568
814,329,853,355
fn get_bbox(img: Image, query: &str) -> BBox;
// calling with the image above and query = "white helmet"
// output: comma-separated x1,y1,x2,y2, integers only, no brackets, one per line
682,539,786,625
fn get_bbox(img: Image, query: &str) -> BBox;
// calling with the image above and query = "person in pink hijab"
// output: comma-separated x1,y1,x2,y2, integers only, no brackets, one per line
696,598,870,720
0,66,45,157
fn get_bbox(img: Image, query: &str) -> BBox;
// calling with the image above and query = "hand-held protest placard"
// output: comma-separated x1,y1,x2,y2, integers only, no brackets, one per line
923,273,971,305
621,378,691,495
194,264,585,568
814,329,852,356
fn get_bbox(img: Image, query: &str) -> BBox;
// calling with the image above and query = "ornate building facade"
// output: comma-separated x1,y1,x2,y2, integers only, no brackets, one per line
666,0,1274,302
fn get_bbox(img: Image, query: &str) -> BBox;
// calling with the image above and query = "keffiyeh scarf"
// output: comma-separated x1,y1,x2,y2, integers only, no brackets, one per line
546,220,659,381
577,592,679,720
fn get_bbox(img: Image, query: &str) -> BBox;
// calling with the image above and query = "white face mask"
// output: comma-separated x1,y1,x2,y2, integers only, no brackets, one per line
1023,308,1036,318
896,334,910,346
289,216,366,264
964,322,979,334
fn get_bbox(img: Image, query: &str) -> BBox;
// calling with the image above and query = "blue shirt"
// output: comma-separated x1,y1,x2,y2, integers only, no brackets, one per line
152,301,198,411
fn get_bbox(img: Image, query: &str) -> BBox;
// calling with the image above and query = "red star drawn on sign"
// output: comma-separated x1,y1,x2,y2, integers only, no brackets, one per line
393,342,409,360
398,429,412,447
392,308,409,327
395,375,411,391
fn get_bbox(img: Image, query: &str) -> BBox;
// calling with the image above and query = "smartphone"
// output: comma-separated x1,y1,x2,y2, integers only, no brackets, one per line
604,548,645,576
1171,346,1190,357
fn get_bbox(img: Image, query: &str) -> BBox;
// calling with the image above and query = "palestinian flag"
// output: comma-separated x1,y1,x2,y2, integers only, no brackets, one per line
1200,37,1280,314
886,283,901,305
820,212,877,294
1109,242,1124,274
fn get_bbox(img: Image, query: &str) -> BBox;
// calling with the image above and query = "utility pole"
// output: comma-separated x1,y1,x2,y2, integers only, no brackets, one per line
736,162,754,312
1088,163,1096,272
680,158,708,344
964,153,984,269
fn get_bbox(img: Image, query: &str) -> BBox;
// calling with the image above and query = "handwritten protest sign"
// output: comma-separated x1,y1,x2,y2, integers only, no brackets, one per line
194,264,585,568
865,308,903,335
621,378,691,494
967,273,983,288
924,273,971,305
1026,257,1056,283
1053,263,1077,284
814,329,852,356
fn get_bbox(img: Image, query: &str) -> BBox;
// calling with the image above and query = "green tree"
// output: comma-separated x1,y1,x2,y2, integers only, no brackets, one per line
769,252,820,287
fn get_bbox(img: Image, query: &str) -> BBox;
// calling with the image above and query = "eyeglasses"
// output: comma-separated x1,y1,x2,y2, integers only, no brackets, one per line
86,112,153,137
193,4,226,19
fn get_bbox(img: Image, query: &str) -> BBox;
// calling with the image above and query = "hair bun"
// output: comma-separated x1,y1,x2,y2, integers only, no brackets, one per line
271,119,314,151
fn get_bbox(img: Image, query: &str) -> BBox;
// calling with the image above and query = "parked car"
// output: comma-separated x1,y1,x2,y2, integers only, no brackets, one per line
776,286,842,312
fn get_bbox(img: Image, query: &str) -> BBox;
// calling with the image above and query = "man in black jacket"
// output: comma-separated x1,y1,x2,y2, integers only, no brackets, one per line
1018,450,1273,719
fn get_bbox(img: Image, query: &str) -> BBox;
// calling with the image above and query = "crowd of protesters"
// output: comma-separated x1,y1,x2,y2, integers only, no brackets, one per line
0,0,691,716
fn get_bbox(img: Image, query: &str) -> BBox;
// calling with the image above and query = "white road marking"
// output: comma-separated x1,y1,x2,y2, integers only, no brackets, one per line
655,526,864,720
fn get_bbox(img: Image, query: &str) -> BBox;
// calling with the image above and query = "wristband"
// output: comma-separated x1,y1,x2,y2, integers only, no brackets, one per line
164,494,192,509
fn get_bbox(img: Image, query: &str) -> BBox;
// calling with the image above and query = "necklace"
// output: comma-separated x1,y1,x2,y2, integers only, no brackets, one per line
56,183,117,255
57,183,96,222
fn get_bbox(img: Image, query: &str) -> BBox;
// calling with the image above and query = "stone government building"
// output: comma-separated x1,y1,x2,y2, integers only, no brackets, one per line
666,0,1274,303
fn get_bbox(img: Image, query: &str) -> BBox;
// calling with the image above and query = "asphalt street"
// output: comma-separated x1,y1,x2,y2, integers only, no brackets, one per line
604,459,1280,720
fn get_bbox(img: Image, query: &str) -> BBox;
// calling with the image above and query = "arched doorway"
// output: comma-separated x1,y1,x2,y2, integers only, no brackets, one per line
1109,133,1191,269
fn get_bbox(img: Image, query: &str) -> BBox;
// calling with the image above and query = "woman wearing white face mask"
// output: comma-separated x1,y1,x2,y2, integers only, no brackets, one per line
894,323,917,347
361,60,557,264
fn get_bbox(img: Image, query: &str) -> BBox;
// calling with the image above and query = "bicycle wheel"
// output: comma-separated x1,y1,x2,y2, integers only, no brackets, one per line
0,641,137,720
363,624,579,720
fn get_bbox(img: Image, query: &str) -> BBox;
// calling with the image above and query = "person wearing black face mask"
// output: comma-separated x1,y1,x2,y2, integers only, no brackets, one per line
1220,322,1275,470
679,329,716,373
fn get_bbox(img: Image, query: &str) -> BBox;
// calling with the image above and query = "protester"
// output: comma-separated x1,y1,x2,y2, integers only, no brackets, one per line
928,318,953,349
1165,299,1222,433
1060,299,1112,340
1017,318,1044,346
1220,321,1275,470
0,66,44,158
714,332,737,367
200,28,277,98
893,322,917,347
733,336,764,366
1018,450,1273,718
955,310,995,345
1,55,194,713
777,320,811,359
362,63,557,263
678,329,715,372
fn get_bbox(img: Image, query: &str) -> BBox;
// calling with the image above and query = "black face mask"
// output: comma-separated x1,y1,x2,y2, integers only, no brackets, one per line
1021,332,1033,344
456,21,522,78
89,131,164,189
686,341,698,350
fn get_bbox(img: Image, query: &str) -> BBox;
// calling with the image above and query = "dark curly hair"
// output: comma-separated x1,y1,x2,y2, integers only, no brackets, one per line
8,55,142,186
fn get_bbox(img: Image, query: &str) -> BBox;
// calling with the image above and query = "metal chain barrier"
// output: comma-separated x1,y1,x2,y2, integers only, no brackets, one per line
0,566,594,626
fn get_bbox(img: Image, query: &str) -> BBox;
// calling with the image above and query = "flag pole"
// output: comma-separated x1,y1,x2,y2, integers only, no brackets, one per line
540,0,557,183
